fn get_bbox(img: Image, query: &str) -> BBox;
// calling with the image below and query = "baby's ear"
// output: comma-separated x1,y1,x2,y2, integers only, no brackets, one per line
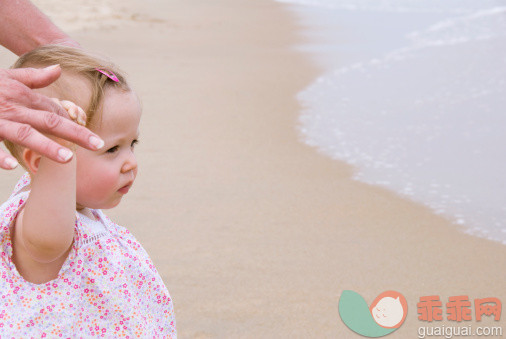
22,148,42,174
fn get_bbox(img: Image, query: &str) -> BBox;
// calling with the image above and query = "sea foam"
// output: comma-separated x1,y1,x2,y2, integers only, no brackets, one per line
278,0,506,244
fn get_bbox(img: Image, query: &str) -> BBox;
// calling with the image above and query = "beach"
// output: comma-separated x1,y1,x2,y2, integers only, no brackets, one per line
0,0,505,337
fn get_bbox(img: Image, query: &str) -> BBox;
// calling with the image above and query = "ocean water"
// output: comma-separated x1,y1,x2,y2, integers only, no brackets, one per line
276,0,506,244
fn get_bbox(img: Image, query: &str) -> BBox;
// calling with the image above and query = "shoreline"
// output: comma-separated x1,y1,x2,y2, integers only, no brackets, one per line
281,2,506,246
1,0,505,337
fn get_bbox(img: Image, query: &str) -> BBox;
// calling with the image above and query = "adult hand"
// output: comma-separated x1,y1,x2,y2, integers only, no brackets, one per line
0,65,104,170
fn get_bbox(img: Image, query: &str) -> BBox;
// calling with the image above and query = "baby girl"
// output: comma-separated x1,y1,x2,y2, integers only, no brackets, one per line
0,45,176,337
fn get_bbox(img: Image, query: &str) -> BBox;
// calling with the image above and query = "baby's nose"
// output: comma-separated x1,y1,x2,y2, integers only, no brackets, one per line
121,153,138,173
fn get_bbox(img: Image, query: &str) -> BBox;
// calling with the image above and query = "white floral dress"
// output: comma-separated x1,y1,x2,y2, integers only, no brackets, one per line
0,173,176,337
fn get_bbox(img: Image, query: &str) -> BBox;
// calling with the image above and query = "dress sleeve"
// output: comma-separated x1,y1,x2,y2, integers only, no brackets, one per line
0,188,83,282
0,189,30,263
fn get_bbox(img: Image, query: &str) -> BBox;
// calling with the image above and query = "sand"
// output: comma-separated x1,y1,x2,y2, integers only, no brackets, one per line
1,0,505,337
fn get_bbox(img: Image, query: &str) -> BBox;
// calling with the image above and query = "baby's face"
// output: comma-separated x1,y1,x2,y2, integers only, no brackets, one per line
75,88,142,209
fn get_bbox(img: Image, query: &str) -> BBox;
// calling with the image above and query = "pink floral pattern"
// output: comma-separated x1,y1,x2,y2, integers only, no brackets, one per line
0,173,176,337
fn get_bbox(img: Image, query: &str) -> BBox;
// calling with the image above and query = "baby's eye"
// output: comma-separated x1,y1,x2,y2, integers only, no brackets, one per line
131,139,139,148
106,146,119,153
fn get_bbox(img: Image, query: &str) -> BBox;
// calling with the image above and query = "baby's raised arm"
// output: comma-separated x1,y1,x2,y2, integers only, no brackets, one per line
11,100,86,284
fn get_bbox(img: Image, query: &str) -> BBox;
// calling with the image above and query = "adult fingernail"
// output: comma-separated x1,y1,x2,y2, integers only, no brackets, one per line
58,148,73,162
44,64,60,71
4,158,18,169
89,135,104,150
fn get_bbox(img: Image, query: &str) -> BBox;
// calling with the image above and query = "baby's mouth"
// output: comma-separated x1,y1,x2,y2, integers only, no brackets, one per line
118,183,133,194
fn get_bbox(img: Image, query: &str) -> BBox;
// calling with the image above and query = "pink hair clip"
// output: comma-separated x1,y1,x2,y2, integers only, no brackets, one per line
95,68,119,82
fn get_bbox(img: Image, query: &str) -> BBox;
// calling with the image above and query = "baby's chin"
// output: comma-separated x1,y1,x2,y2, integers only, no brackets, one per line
76,196,123,210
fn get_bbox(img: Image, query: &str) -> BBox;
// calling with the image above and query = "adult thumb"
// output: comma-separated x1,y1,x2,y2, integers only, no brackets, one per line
5,64,62,89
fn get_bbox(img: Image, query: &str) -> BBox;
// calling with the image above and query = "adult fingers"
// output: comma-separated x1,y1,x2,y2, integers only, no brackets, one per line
50,97,73,119
1,73,69,119
22,86,69,118
0,145,19,170
3,98,102,151
28,93,89,130
3,65,62,89
0,120,75,163
2,108,104,160
36,110,99,149
0,67,103,152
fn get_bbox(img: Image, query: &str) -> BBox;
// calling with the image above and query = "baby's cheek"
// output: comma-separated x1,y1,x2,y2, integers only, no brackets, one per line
77,165,118,205
89,169,117,198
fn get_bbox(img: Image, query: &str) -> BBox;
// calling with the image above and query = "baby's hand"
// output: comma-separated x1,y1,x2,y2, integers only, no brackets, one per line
49,99,87,151
50,98,87,126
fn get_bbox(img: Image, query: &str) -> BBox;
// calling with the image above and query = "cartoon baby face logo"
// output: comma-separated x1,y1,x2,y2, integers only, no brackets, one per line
370,291,407,329
339,290,408,337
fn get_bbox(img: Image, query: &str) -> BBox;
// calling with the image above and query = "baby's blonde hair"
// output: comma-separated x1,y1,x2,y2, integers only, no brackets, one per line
4,45,130,169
